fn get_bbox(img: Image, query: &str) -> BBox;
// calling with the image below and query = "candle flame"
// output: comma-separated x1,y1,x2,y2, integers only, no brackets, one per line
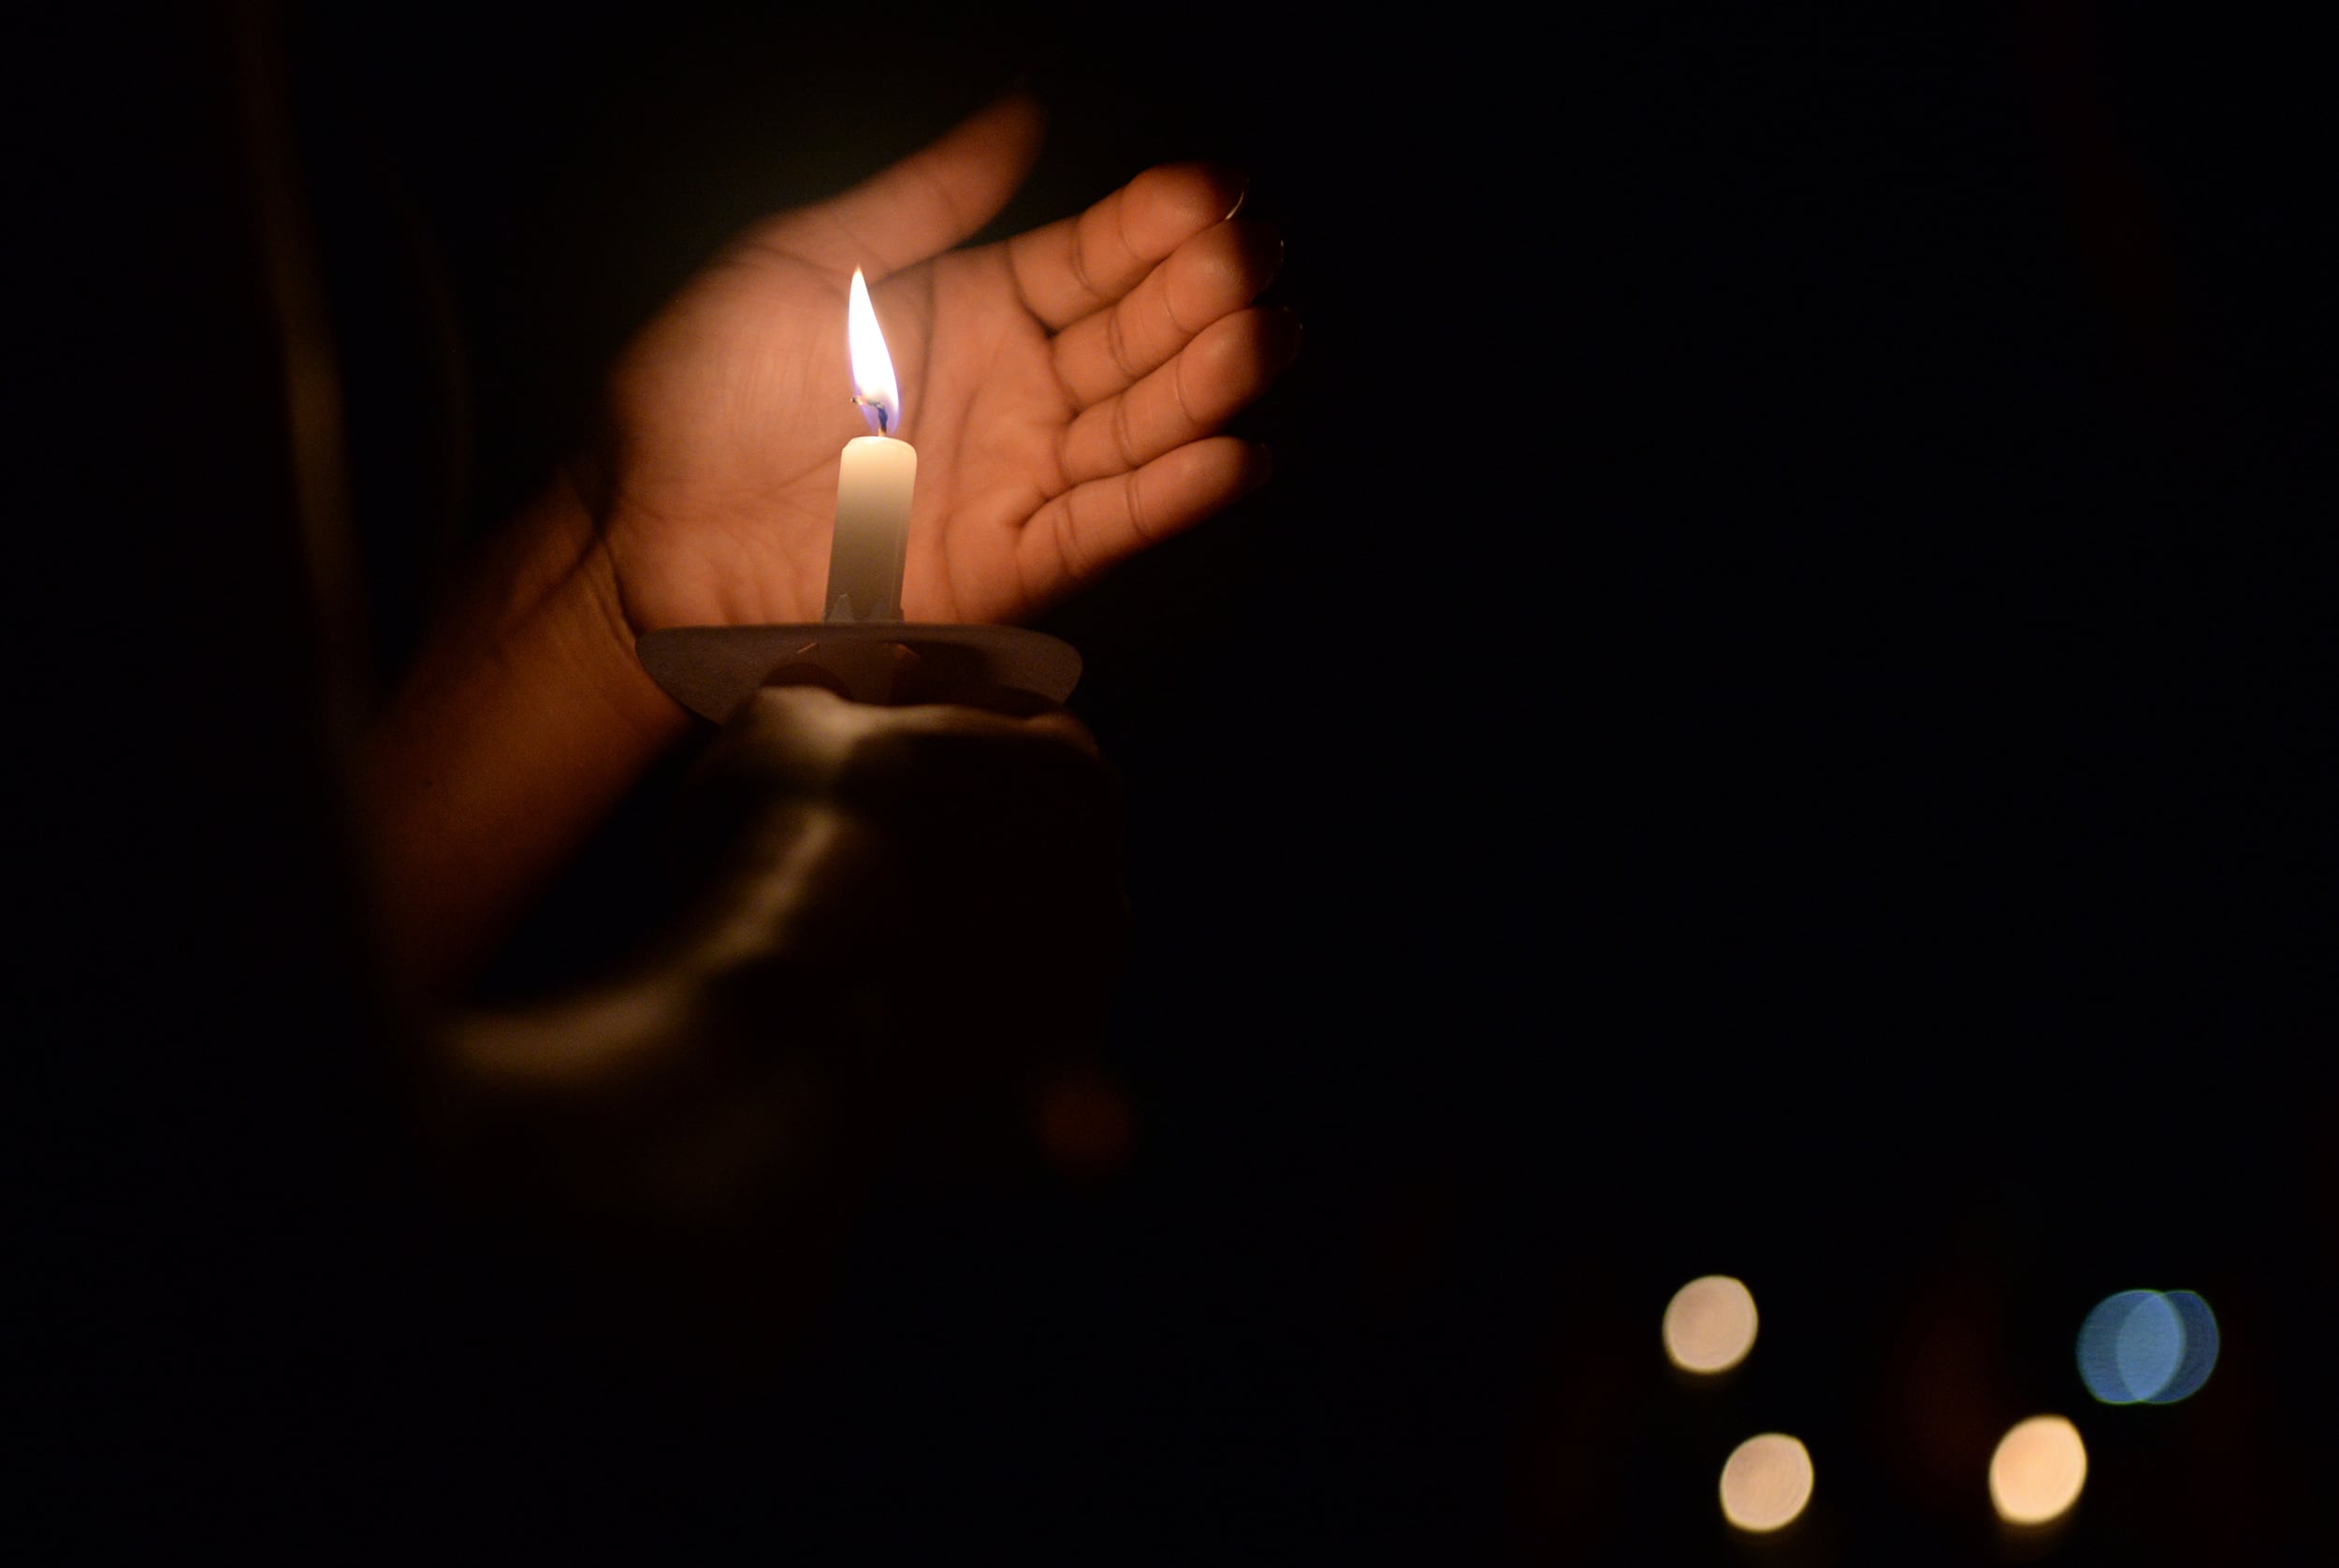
847,269,900,436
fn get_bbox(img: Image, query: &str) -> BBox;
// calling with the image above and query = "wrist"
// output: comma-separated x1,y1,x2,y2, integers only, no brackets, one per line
559,476,694,757
364,470,690,999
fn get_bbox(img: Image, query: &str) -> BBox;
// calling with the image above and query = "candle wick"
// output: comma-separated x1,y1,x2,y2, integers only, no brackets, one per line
854,398,892,438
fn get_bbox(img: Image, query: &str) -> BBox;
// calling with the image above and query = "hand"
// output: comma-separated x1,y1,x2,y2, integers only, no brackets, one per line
590,93,1295,632
362,94,1283,1001
438,686,1126,1349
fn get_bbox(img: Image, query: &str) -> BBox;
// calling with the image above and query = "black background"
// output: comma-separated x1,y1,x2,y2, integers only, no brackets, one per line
17,1,2334,1561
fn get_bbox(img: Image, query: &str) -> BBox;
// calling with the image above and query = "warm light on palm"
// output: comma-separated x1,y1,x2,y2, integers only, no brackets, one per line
593,94,1293,635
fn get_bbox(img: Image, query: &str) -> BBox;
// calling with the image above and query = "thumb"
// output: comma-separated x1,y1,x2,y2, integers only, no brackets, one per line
763,93,1046,278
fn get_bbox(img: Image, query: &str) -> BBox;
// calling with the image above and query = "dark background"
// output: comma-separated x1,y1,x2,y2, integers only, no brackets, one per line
18,1,2333,1561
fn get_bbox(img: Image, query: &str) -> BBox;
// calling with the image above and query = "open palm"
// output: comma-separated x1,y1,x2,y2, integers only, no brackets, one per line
591,94,1294,634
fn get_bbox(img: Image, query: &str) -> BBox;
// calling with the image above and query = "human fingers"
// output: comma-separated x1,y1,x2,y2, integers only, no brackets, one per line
1006,162,1247,331
1055,307,1300,487
881,668,1104,739
1020,435,1273,592
888,699,1099,755
1049,218,1284,407
756,93,1046,277
709,687,1096,785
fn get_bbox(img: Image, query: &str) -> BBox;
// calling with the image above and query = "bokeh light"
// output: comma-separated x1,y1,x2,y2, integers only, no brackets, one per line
2077,1288,2218,1403
1720,1433,1813,1533
1989,1415,2087,1525
2155,1290,2220,1403
1663,1275,1758,1373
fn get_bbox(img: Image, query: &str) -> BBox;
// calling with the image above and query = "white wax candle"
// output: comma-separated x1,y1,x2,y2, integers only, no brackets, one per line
823,433,916,621
824,268,915,623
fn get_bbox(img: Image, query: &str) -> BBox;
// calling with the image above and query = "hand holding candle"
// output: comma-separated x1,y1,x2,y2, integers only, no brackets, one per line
364,95,1295,992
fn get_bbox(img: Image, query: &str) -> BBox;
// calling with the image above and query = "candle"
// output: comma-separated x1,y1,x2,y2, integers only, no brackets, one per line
822,268,917,623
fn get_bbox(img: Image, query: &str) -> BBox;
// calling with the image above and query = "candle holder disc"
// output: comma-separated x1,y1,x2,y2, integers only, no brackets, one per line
637,623,1081,719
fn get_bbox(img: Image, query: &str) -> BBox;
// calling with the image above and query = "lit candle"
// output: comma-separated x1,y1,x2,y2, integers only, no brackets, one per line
822,268,917,622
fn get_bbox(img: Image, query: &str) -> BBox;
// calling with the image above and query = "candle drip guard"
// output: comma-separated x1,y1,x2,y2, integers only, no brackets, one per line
637,623,1082,720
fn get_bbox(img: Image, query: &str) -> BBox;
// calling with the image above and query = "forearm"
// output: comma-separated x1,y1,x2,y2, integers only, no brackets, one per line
361,472,689,1001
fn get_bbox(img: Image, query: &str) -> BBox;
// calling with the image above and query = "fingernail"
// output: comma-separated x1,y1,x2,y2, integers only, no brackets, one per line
1244,442,1275,490
1229,220,1286,284
1199,166,1249,223
1267,308,1303,370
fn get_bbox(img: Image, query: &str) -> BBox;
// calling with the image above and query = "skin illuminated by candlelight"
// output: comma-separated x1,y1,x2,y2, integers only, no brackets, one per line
597,94,1292,631
365,94,1295,995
